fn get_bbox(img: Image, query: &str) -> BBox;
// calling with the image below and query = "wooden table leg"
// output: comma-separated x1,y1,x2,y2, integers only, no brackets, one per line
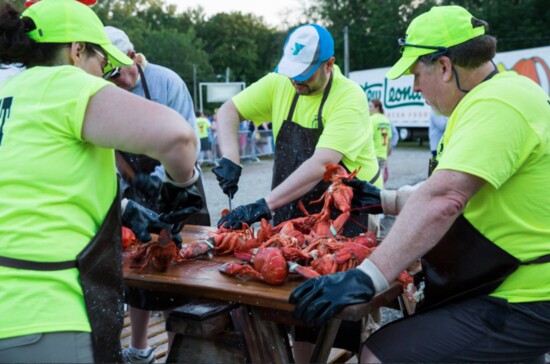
250,308,293,363
309,318,342,363
231,305,293,364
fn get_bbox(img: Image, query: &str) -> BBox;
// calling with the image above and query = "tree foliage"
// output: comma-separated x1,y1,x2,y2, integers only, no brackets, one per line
439,0,550,51
308,0,550,71
305,0,437,71
196,12,286,84
8,0,548,83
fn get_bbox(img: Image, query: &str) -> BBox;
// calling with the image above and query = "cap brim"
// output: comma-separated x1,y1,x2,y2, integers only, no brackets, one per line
275,57,321,82
386,56,417,80
102,43,133,67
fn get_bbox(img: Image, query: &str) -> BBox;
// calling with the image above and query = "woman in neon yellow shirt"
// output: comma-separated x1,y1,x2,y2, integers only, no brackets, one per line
0,0,201,362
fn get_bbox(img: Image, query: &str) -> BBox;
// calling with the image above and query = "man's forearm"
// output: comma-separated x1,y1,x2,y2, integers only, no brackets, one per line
216,100,243,163
371,184,462,282
368,170,483,282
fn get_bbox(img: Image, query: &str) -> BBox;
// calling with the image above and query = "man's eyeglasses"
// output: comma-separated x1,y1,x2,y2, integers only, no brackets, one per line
398,38,448,61
91,47,121,80
105,67,121,80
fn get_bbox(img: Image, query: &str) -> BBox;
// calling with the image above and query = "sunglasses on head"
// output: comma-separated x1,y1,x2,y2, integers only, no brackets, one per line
91,47,121,80
398,38,449,61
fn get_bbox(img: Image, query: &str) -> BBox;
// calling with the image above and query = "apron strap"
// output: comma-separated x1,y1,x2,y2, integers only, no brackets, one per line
115,64,149,183
368,165,381,184
136,64,151,100
285,71,334,131
522,254,550,265
0,255,76,271
316,72,333,133
285,93,299,123
0,191,120,272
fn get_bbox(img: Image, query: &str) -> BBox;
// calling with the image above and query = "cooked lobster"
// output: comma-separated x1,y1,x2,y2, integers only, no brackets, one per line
219,247,288,285
122,226,138,250
130,229,182,272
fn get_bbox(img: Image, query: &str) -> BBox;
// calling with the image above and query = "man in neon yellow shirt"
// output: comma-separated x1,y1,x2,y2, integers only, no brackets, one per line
289,6,550,362
214,24,381,238
212,24,381,359
196,110,213,163
368,98,392,185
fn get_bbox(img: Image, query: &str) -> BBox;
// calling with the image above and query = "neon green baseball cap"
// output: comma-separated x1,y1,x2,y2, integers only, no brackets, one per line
22,0,132,68
386,6,486,80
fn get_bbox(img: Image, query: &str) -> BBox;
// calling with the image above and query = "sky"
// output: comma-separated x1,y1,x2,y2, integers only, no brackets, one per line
167,0,306,28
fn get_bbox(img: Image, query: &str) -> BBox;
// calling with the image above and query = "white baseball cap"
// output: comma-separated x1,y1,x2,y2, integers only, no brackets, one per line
104,25,134,55
275,24,334,82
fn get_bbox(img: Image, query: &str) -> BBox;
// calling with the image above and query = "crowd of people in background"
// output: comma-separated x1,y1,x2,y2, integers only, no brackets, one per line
1,1,548,364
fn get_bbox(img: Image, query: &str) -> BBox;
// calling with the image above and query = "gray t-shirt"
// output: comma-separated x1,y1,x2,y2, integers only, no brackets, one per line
429,114,449,152
131,62,200,156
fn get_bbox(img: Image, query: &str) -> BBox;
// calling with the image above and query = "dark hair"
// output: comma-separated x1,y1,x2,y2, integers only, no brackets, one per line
419,34,497,69
0,3,67,67
370,98,384,114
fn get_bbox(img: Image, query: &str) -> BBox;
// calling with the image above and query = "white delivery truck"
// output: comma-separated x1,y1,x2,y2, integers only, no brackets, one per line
349,46,550,141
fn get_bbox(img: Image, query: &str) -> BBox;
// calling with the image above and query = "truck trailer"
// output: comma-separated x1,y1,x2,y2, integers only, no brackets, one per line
349,46,550,142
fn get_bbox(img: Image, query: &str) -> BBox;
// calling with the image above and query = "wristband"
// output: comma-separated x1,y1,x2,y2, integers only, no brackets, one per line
380,189,397,215
357,258,389,294
164,166,200,188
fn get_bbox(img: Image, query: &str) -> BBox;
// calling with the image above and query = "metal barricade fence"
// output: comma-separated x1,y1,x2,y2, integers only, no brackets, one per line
201,129,274,166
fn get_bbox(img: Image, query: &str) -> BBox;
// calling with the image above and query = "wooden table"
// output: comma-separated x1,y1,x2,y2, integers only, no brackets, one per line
123,225,404,363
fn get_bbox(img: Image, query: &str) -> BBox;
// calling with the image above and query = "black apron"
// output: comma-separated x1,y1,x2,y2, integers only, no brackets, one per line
271,74,376,237
118,65,211,225
417,159,550,311
0,195,124,363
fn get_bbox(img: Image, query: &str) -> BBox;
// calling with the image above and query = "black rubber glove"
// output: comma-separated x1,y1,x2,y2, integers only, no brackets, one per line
344,177,384,214
158,172,204,235
121,199,165,242
289,269,375,327
217,198,271,229
212,157,242,198
132,173,162,199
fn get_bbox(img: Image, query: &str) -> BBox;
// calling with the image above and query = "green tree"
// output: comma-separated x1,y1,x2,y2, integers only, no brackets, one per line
138,28,213,87
196,12,285,84
440,0,550,51
305,0,549,71
93,0,213,94
304,0,436,71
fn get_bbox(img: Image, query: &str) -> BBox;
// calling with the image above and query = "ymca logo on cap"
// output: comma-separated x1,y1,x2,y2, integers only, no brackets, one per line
275,24,334,82
292,43,306,56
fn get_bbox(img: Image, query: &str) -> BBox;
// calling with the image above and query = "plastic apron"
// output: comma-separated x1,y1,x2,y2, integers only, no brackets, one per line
0,194,124,363
271,73,375,237
417,159,550,311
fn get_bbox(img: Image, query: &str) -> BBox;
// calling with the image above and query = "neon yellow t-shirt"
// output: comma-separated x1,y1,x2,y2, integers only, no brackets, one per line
370,113,392,160
0,66,117,338
232,65,381,187
196,117,210,139
435,71,550,303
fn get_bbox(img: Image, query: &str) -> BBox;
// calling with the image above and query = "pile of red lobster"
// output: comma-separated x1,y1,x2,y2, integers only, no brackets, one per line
122,164,418,302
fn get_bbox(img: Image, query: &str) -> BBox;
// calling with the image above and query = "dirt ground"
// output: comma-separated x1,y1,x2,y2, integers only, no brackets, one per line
200,141,431,225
